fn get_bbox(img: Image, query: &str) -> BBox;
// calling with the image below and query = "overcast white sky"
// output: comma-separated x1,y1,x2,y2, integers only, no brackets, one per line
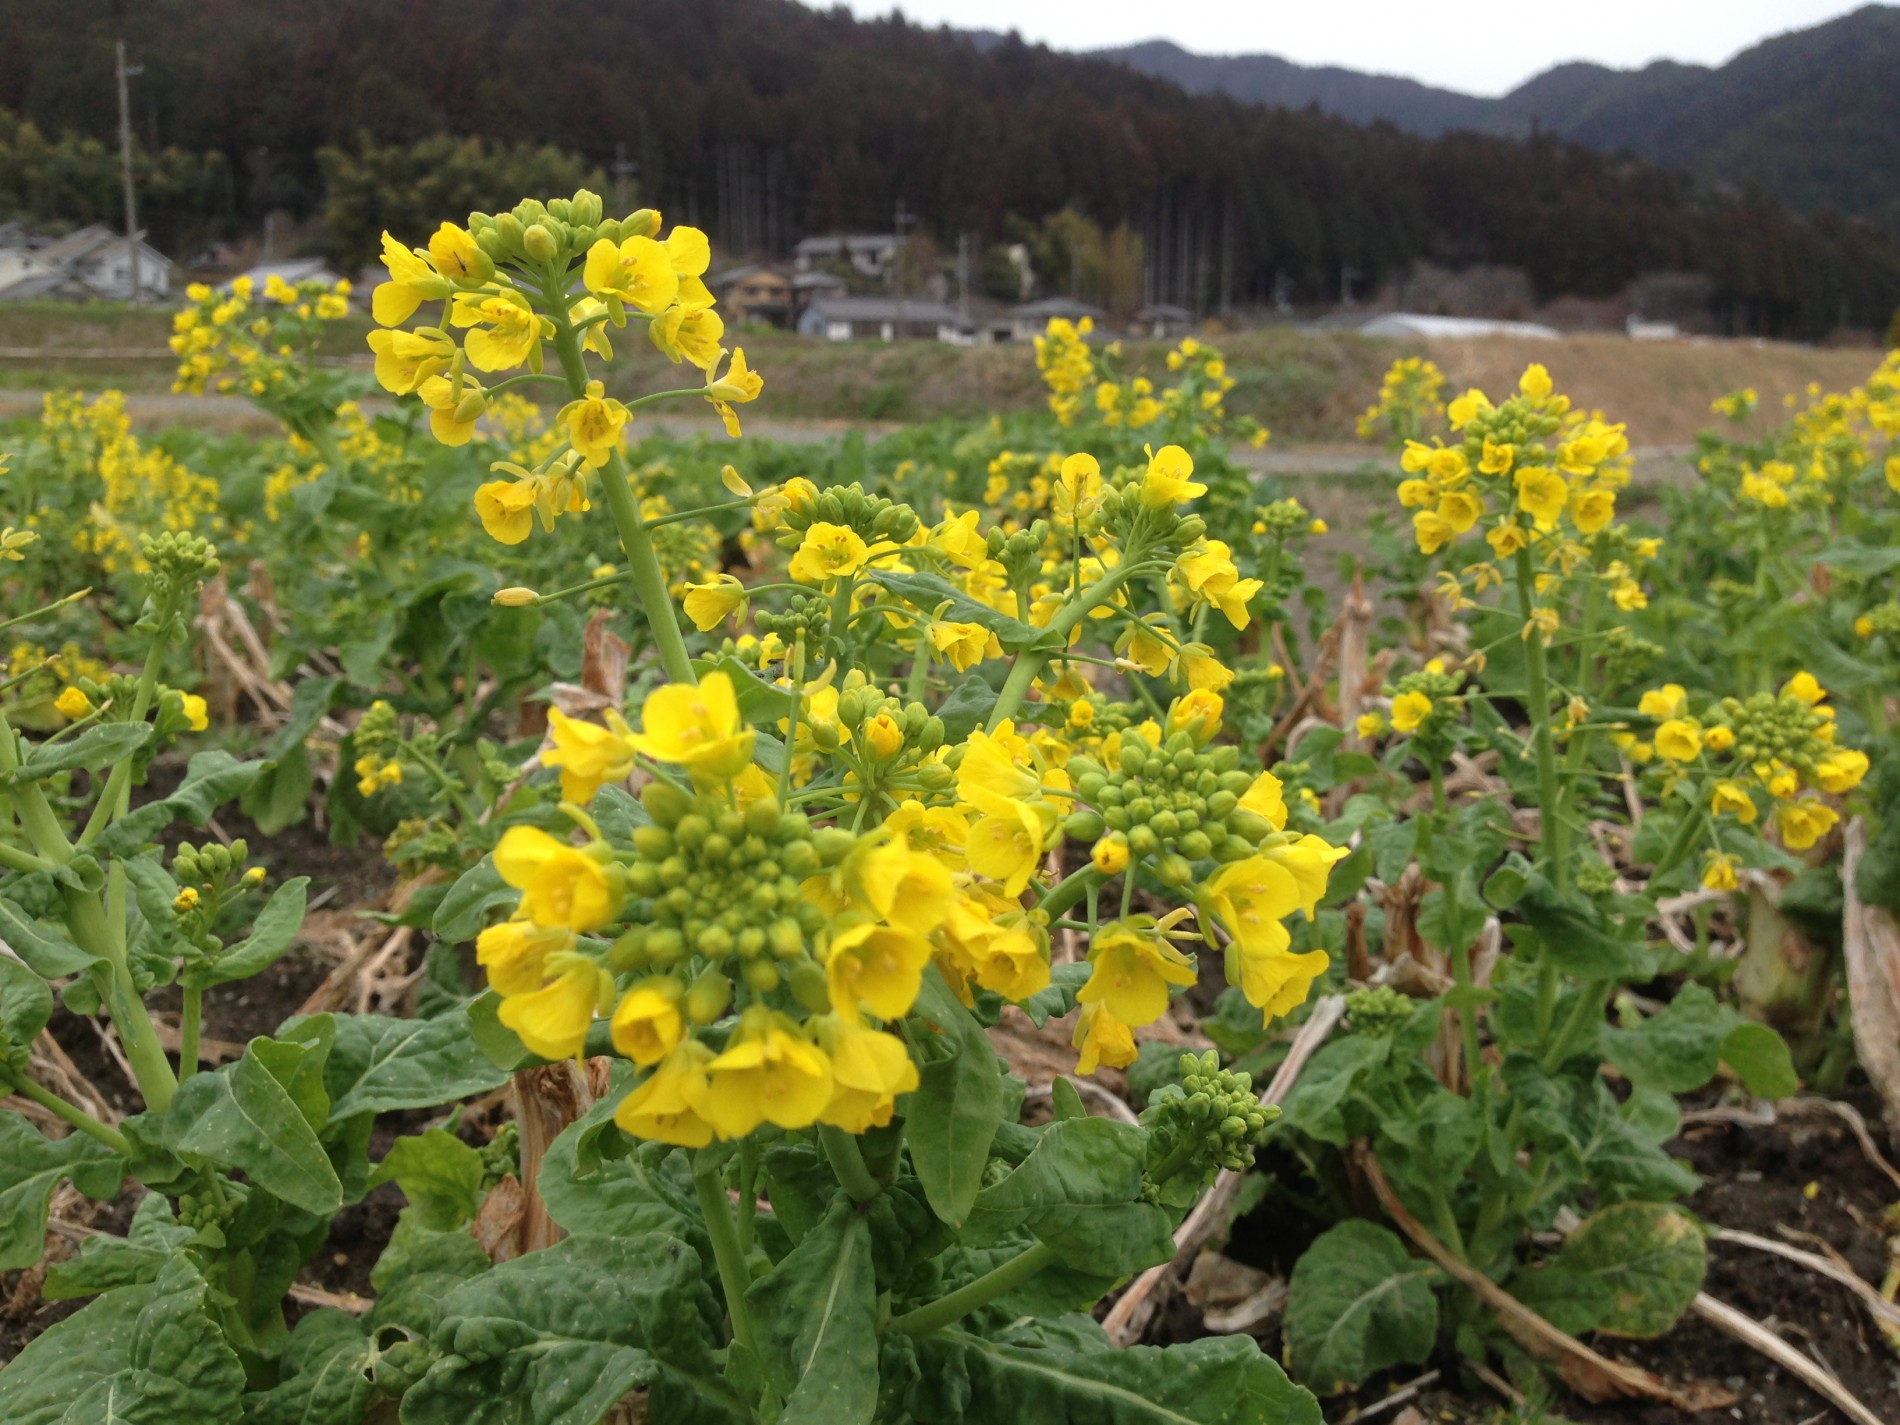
833,0,1878,95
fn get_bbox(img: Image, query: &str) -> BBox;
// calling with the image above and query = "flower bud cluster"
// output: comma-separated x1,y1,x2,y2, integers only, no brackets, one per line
774,482,920,550
611,786,839,996
753,593,831,647
1066,728,1261,879
1143,1050,1279,1197
1344,985,1415,1037
139,531,221,605
468,193,653,271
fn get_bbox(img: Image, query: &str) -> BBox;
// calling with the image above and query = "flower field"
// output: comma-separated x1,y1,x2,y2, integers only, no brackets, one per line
1,191,1899,1424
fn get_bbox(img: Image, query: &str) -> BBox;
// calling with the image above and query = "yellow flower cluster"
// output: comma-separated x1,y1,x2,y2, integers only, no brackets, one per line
1357,356,1446,443
1628,673,1866,864
39,391,224,573
1395,364,1635,631
171,274,354,400
1032,321,1267,448
368,195,764,549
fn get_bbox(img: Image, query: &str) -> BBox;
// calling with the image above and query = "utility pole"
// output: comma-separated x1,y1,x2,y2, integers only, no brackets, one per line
115,39,143,304
612,142,637,214
957,230,971,327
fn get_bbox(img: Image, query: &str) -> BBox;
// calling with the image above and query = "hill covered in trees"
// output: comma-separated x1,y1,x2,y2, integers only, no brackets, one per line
1098,5,1900,223
3,0,1897,338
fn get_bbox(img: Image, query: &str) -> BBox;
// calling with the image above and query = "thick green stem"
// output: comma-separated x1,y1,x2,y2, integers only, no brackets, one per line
0,712,173,1110
692,1155,759,1354
985,557,1160,732
1540,980,1612,1072
179,987,203,1084
1513,548,1565,892
1035,865,1102,921
820,1123,882,1203
3,1070,131,1155
985,654,1045,734
547,307,696,686
889,1241,1058,1335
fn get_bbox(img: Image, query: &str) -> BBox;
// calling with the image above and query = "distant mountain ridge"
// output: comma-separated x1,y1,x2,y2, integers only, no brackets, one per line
1094,5,1900,219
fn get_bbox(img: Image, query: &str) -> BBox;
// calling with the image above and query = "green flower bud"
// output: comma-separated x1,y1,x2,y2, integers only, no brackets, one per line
687,970,732,1024
642,781,692,827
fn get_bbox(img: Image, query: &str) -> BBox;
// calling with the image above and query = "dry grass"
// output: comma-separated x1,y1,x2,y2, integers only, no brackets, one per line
0,301,1885,445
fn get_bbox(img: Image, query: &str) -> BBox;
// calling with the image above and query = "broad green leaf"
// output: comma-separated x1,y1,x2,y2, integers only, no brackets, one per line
401,1234,746,1425
905,965,1003,1228
366,1213,493,1337
1015,960,1090,1028
916,1317,1322,1425
1719,1021,1799,1099
369,1127,486,1230
965,1118,1174,1276
0,896,98,978
242,740,315,834
0,1256,244,1425
1483,851,1534,909
159,1038,343,1215
313,1008,511,1118
1604,982,1732,1094
1283,1219,1439,1393
0,954,54,1066
244,1308,382,1425
432,856,513,943
0,1111,120,1270
1283,1035,1390,1147
1508,1057,1700,1204
1518,877,1651,982
746,1197,879,1425
94,750,270,854
935,671,999,741
866,569,1048,653
1814,540,1900,576
7,722,151,785
1560,1201,1706,1337
467,989,531,1070
182,875,309,989
42,1193,191,1301
538,1113,703,1253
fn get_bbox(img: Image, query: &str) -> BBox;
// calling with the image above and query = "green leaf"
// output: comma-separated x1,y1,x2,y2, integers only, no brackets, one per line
402,1234,746,1425
0,1111,120,1271
1519,1202,1707,1339
432,855,513,943
905,965,1003,1228
314,1008,511,1118
182,876,309,990
965,1118,1174,1277
242,741,315,835
1283,1035,1390,1147
369,1127,485,1231
1517,877,1651,982
94,750,270,855
159,1038,343,1216
7,722,151,785
935,672,1000,742
1483,851,1534,910
42,1196,191,1300
0,953,54,1065
1814,540,1900,576
1015,960,1091,1028
1719,1021,1799,1099
746,1197,879,1424
693,653,794,724
0,897,98,978
866,569,1047,652
1604,982,1733,1094
244,1308,383,1425
538,1107,703,1255
1283,1219,1439,1393
0,1256,244,1425
366,1214,492,1338
916,1317,1322,1425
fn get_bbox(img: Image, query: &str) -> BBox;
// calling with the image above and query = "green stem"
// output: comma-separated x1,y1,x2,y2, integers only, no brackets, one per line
1540,980,1612,1072
889,1241,1058,1336
1513,547,1565,892
179,987,203,1084
1035,865,1102,921
547,307,696,686
2,1070,131,1155
984,557,1162,733
984,654,1044,734
692,1153,759,1354
820,1123,882,1202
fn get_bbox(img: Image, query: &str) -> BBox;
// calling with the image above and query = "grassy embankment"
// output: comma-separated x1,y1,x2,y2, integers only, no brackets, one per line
0,300,1885,447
